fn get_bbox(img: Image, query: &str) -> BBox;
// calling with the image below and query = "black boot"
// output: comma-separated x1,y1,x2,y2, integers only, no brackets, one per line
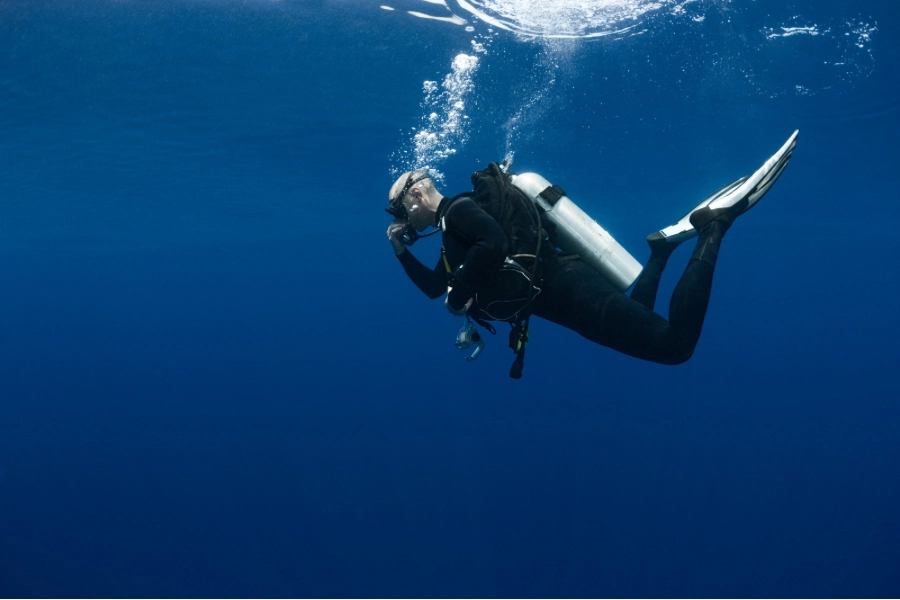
646,231,680,259
689,196,749,234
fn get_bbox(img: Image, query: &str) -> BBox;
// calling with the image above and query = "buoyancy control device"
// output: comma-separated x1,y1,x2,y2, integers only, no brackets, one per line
460,162,644,378
510,172,643,292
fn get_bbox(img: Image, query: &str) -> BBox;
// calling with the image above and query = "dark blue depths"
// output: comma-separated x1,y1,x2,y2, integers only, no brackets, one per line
1,0,899,597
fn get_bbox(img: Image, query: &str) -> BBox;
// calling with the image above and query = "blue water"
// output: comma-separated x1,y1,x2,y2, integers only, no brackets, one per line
1,0,898,596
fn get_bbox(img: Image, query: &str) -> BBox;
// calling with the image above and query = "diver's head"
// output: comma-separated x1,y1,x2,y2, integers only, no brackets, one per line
387,169,442,231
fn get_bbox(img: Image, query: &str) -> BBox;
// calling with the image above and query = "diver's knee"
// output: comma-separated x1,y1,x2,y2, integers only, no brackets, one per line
670,351,693,366
662,345,694,366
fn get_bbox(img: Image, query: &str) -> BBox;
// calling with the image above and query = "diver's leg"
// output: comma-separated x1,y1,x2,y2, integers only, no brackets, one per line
664,199,746,353
629,235,680,311
534,208,736,365
533,260,687,364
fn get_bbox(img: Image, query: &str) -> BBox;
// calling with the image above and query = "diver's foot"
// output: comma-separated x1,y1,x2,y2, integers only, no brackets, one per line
646,231,680,259
652,130,799,244
689,196,750,233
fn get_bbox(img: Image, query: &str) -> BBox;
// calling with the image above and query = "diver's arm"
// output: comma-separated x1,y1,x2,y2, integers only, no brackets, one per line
444,197,509,293
388,219,448,299
397,250,449,299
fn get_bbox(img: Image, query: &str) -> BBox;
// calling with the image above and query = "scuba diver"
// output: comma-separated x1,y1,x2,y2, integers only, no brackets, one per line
386,131,798,378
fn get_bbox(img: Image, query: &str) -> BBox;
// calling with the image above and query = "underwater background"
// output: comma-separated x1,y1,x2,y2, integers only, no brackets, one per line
1,0,898,596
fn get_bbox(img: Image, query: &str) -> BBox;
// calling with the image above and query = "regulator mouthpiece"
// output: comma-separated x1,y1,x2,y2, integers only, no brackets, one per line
399,224,420,246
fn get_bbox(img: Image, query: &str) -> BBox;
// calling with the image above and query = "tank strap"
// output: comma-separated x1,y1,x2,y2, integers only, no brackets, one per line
539,184,567,206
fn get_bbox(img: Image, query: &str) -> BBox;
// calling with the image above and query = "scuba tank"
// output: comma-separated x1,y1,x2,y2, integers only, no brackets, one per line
510,172,643,292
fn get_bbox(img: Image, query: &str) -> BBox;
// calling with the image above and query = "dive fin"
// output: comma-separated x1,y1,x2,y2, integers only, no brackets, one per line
649,130,799,245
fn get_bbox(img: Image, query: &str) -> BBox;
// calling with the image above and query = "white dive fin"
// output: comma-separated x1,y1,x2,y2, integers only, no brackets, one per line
650,130,799,245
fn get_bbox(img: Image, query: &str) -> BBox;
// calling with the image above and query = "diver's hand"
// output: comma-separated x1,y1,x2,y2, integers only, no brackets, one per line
386,220,408,256
445,296,473,316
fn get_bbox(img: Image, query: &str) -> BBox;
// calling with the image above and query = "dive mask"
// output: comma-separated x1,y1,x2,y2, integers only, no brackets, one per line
385,171,431,246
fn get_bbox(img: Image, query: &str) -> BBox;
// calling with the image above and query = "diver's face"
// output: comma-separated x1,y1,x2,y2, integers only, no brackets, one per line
402,187,429,231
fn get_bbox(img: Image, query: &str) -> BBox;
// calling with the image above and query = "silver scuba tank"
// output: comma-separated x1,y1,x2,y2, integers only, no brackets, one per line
510,172,643,292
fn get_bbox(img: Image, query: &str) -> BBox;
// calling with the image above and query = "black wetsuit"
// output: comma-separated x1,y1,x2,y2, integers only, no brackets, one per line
397,194,730,365
397,195,508,309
